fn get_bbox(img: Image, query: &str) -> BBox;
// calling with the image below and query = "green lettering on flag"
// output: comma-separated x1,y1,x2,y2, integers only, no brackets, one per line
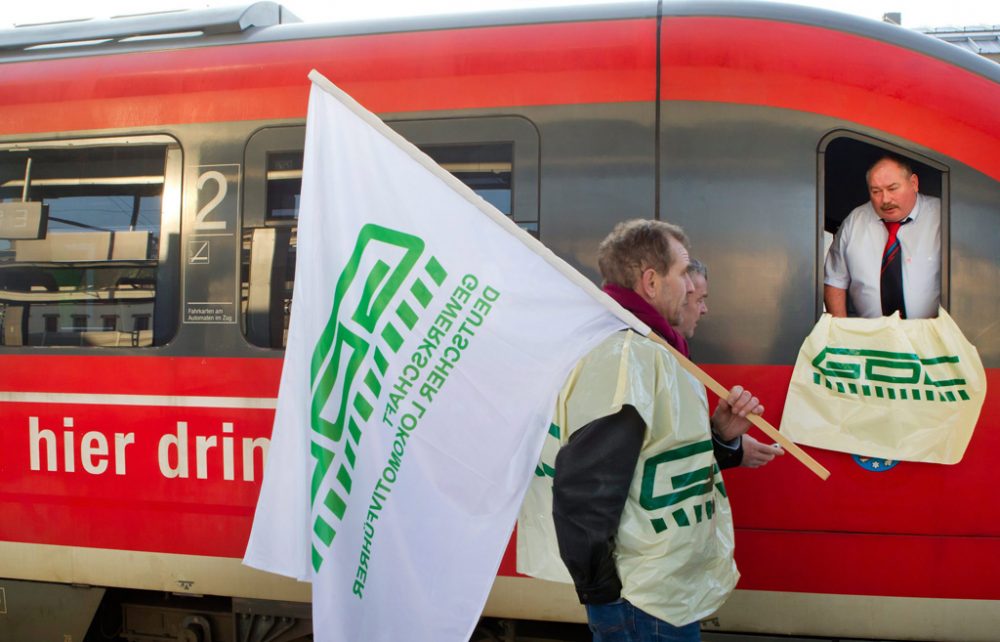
307,224,445,571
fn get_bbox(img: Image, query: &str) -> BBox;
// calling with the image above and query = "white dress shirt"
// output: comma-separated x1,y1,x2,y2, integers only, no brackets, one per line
824,193,941,319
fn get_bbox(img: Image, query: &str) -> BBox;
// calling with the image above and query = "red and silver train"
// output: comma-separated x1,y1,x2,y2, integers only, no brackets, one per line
1,1,998,640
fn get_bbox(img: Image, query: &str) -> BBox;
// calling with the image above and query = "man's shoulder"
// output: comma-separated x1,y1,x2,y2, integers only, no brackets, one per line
583,330,667,364
627,331,679,365
573,331,680,392
918,194,942,218
843,200,878,225
832,202,878,242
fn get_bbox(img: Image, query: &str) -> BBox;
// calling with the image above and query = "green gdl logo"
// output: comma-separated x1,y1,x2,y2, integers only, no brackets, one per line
308,224,446,571
811,347,970,402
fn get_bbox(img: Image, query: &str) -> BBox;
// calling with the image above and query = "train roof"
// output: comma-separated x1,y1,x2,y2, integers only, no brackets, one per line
1,0,998,83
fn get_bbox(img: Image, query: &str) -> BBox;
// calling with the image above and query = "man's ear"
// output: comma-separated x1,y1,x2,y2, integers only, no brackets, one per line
637,267,657,300
910,172,920,193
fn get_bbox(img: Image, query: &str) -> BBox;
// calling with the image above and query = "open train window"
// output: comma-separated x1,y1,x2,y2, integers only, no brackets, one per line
0,137,180,348
818,132,949,318
241,117,539,349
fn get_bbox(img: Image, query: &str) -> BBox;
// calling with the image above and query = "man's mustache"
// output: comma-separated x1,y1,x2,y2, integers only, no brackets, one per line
880,203,898,211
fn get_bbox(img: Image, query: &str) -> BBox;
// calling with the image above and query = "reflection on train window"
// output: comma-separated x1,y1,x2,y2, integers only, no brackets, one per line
266,152,302,219
261,144,513,220
0,144,172,347
242,140,518,349
421,143,513,216
820,134,946,317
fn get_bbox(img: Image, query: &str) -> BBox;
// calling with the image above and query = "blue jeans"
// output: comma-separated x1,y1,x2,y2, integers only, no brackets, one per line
585,599,700,642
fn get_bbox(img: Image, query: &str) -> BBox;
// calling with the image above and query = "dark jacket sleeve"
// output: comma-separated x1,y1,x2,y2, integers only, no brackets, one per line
552,404,645,605
713,433,744,470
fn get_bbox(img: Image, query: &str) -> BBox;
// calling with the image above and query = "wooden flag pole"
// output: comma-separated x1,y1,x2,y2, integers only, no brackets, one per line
647,333,831,481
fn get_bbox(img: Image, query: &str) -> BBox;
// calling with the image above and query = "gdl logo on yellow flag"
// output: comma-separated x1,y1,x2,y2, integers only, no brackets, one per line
780,309,986,464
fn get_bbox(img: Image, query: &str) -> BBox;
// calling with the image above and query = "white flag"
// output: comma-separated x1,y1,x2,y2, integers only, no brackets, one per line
243,71,638,642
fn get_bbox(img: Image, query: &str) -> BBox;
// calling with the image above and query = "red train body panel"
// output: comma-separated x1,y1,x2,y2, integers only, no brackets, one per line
1,2,998,640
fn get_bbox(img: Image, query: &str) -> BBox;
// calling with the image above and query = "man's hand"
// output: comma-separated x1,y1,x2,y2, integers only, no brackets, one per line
710,385,763,442
740,434,784,468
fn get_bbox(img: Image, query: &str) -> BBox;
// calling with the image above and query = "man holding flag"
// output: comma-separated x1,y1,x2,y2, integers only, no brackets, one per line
244,71,659,642
548,219,764,641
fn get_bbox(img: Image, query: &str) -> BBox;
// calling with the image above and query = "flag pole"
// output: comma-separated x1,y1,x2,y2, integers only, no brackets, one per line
307,69,830,482
647,333,831,480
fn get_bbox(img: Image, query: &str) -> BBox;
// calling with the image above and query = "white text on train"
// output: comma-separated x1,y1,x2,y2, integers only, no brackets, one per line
28,417,269,481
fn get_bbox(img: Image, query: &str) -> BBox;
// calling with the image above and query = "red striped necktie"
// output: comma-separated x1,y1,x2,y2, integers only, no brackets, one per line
880,217,911,317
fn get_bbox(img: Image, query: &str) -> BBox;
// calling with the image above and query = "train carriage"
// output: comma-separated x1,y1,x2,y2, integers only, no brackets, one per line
0,1,998,640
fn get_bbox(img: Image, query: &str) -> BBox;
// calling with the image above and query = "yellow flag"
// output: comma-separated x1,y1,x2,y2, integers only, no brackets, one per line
780,308,986,464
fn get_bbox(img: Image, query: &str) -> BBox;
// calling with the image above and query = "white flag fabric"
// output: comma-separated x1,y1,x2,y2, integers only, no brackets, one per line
243,71,636,642
780,309,986,464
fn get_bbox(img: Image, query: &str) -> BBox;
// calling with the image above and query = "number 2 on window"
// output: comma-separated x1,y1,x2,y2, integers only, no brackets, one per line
195,170,228,231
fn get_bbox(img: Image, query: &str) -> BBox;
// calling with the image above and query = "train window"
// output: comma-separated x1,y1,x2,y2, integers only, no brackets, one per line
266,152,302,220
0,137,181,348
818,133,949,318
241,117,539,349
420,143,513,216
394,116,539,233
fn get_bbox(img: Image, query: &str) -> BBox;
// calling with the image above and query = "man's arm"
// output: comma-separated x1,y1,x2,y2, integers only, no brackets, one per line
823,213,853,318
552,405,644,605
824,284,848,318
713,433,744,470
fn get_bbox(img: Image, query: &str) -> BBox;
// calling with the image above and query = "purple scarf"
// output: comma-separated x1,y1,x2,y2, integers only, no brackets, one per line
602,282,690,358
